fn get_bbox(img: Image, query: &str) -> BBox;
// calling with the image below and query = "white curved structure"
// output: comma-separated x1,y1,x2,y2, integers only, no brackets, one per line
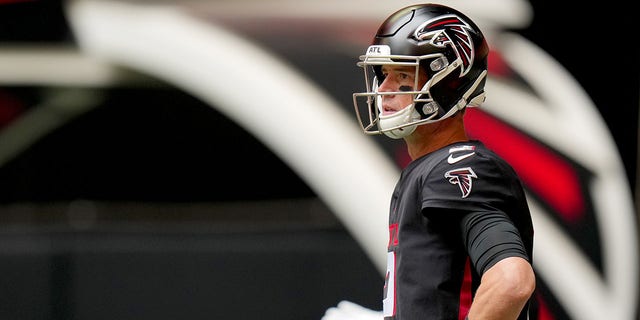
65,0,398,273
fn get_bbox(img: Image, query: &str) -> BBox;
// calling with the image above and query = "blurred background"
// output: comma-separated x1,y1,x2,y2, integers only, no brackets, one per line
0,0,638,319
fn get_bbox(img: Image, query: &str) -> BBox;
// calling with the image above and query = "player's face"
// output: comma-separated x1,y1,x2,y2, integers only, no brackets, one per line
377,65,427,116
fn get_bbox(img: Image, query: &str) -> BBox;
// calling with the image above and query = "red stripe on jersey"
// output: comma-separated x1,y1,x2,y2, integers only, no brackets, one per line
458,258,473,320
388,223,399,248
537,294,556,320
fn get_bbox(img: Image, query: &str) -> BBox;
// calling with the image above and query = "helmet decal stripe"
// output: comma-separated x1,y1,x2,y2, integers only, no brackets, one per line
413,14,475,76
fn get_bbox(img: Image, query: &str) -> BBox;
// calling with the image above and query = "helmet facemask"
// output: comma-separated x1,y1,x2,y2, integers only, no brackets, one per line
352,45,459,139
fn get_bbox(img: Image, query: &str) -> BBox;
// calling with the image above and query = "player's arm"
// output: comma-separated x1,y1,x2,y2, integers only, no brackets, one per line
467,256,534,320
462,211,535,320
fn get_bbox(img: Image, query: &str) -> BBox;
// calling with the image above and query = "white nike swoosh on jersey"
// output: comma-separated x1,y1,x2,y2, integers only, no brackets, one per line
447,152,475,164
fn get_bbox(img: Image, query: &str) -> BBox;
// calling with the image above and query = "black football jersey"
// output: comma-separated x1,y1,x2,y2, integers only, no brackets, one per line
382,140,534,320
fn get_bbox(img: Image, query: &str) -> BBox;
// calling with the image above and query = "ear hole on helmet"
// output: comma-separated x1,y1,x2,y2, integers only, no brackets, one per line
430,71,464,111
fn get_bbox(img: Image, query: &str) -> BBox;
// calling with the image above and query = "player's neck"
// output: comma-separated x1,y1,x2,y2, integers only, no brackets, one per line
404,117,469,160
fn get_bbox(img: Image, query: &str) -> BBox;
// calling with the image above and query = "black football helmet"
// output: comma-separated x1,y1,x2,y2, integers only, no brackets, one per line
353,3,489,139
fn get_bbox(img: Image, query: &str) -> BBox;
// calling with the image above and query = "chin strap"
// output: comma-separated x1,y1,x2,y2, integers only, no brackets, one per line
464,70,488,108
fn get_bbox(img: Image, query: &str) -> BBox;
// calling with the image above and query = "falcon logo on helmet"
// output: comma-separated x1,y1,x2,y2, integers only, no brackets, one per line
445,167,477,198
413,14,475,77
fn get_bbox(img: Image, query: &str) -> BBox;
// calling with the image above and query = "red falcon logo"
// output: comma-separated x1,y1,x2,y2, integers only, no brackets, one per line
413,14,474,76
445,167,477,198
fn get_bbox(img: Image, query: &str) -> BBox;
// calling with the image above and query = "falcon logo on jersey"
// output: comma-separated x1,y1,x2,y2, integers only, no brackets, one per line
445,167,477,198
413,14,474,76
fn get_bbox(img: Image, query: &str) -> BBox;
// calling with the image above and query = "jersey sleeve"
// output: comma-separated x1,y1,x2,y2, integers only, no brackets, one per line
421,151,531,274
421,151,516,212
461,210,529,274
